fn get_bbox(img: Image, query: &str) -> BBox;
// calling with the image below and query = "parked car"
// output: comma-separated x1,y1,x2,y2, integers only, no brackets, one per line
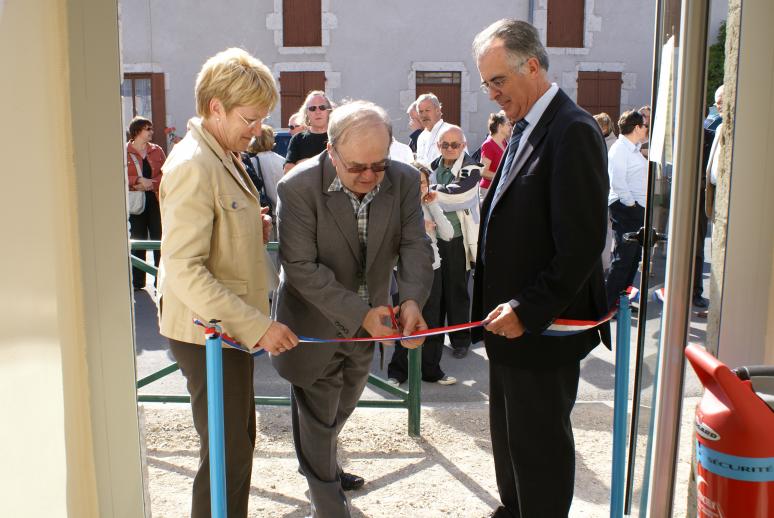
274,129,292,158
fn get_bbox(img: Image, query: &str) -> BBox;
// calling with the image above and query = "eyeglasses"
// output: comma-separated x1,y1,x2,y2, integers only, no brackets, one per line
333,148,389,174
307,104,331,112
288,125,299,130
440,141,464,150
480,60,527,94
236,111,269,129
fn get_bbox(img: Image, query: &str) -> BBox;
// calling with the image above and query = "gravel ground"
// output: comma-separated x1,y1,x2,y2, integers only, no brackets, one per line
141,398,698,517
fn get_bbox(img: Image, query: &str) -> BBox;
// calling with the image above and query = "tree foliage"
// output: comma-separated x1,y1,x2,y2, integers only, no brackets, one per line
706,21,726,108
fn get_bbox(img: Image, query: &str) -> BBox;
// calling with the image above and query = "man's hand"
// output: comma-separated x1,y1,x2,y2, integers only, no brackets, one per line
484,303,525,340
256,321,299,356
261,206,272,244
362,306,398,339
397,299,427,349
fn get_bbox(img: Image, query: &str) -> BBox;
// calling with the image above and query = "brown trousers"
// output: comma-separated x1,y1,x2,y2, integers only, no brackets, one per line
169,339,256,518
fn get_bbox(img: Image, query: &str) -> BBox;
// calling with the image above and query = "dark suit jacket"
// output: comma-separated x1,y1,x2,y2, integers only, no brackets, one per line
272,152,434,386
472,89,611,367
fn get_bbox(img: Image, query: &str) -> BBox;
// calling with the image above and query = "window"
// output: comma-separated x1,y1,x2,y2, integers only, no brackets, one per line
547,0,585,48
279,71,326,125
283,0,322,47
415,71,461,126
577,71,623,129
121,73,167,149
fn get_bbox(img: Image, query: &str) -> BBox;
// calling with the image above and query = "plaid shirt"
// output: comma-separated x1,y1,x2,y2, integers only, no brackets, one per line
328,176,381,302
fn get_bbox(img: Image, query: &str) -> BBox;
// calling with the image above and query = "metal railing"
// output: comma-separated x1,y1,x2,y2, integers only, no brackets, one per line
131,240,423,436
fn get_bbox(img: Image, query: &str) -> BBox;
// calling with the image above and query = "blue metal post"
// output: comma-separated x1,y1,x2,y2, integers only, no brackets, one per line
611,294,632,518
205,322,227,518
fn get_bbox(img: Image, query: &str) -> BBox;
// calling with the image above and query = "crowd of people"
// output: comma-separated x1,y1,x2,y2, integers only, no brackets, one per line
123,16,716,518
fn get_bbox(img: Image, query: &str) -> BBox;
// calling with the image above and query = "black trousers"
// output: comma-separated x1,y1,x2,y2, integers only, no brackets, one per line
437,236,471,350
388,268,445,382
489,360,580,518
130,192,162,289
605,201,645,309
169,340,256,518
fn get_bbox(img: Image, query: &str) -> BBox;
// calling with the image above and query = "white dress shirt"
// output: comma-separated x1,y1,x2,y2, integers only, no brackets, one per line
506,83,559,169
389,138,415,164
608,136,648,207
416,119,450,166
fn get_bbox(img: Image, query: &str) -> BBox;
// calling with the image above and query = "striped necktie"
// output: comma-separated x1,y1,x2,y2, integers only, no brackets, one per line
490,118,529,204
481,119,528,263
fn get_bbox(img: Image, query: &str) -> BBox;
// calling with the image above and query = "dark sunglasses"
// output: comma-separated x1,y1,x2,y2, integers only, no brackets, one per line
440,141,463,150
334,148,389,174
288,125,300,130
307,104,330,112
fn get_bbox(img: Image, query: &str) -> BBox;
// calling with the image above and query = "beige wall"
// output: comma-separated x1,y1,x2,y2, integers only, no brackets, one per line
0,0,144,516
714,0,774,368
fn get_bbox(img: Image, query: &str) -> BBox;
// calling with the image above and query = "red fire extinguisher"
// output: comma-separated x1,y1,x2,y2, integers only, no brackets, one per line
685,344,774,518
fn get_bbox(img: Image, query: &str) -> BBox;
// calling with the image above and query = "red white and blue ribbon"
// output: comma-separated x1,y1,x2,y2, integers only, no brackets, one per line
195,306,614,353
540,308,617,337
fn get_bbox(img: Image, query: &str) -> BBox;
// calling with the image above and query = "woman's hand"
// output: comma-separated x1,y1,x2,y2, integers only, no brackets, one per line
256,321,299,355
422,191,437,204
137,177,153,191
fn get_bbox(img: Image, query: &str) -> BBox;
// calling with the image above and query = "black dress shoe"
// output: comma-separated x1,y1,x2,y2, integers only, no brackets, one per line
693,296,709,308
488,506,513,518
452,347,468,359
340,472,364,491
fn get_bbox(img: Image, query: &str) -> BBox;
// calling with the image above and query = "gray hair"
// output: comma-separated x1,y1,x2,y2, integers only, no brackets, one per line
406,100,419,115
327,100,393,148
472,19,549,72
300,89,334,125
416,93,442,109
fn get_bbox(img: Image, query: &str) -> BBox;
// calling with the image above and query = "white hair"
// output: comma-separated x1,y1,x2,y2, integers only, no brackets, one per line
714,84,725,103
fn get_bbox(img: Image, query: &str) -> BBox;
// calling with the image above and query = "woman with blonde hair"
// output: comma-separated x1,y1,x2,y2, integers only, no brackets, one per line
158,47,298,518
283,89,334,172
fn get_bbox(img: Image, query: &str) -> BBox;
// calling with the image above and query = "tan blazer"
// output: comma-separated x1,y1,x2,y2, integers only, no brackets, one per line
157,118,272,347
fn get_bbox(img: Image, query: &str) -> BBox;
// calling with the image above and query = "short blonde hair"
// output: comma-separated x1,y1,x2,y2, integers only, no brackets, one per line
195,48,278,118
247,124,276,153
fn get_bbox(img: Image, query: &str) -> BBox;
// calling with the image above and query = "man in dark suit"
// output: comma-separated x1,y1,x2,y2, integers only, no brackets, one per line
472,19,611,517
273,100,434,518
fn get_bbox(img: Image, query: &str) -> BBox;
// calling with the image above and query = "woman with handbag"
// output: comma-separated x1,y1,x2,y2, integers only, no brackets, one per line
126,115,165,290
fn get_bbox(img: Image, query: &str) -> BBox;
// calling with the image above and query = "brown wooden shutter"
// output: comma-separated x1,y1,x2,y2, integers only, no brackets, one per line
415,72,461,126
547,0,585,48
577,71,622,129
150,73,167,150
283,0,322,47
279,71,326,125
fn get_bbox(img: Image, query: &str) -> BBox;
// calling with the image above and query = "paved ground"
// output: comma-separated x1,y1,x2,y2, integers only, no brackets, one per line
133,237,713,516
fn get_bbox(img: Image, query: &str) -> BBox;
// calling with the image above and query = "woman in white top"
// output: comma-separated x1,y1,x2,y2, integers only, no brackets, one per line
605,109,649,310
387,162,457,386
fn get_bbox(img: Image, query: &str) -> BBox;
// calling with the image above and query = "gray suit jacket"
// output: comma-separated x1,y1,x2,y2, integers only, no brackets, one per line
272,152,434,387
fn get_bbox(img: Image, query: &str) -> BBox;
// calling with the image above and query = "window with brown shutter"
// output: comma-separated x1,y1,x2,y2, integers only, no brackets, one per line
121,73,167,150
279,71,326,125
547,0,585,48
283,0,322,47
577,71,623,130
415,72,461,126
